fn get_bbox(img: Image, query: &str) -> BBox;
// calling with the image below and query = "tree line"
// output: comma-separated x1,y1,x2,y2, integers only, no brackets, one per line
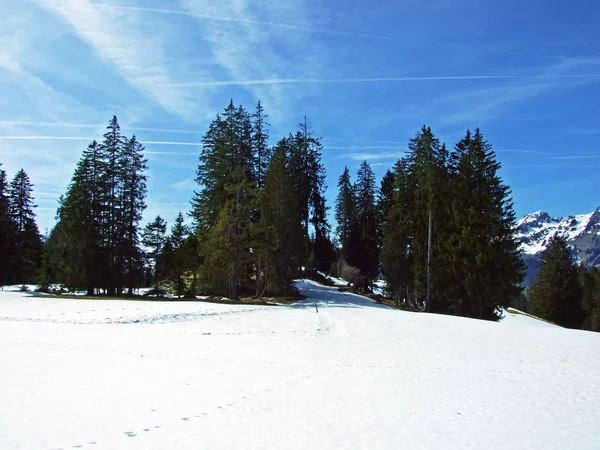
0,165,44,286
1,100,597,329
526,234,600,331
335,126,524,321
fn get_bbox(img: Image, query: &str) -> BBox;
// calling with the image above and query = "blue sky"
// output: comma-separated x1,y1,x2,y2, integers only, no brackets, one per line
1,0,599,233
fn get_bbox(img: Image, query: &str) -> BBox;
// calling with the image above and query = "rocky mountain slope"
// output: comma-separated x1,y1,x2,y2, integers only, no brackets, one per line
515,208,600,285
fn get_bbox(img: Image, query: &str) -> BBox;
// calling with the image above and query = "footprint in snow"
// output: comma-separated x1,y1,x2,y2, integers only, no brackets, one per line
181,417,190,421
124,431,137,437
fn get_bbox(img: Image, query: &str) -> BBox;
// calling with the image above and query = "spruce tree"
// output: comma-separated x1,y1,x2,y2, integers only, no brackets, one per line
142,215,167,294
347,161,379,279
334,166,356,255
170,211,190,297
98,116,126,294
119,135,148,294
381,158,413,305
401,126,448,310
447,129,523,320
288,119,330,269
260,142,304,295
528,234,584,328
252,100,271,190
0,163,12,287
7,169,43,284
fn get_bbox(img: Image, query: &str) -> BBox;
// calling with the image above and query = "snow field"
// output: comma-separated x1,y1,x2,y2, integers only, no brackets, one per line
1,281,599,449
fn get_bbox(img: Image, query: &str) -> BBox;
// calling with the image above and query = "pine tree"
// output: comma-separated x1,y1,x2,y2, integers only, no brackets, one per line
260,142,304,295
7,169,43,284
376,169,395,245
288,118,330,269
334,166,356,255
347,160,379,279
118,135,148,294
528,234,584,328
252,100,271,190
0,163,12,287
381,158,413,305
142,215,167,294
446,129,523,320
98,116,126,294
170,211,190,297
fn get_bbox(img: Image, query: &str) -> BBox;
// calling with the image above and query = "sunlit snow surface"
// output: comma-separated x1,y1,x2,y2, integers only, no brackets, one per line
1,282,599,449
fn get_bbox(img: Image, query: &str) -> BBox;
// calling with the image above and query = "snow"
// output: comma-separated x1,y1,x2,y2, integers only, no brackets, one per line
1,281,600,449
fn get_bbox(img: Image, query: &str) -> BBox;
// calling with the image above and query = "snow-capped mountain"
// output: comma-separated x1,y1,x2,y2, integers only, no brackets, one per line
515,207,600,285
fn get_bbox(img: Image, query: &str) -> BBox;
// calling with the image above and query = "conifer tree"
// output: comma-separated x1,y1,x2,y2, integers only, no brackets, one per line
142,215,167,293
118,135,148,294
170,211,190,297
347,161,379,279
376,169,395,245
252,100,271,190
0,163,12,287
7,169,43,283
288,119,330,269
98,116,127,294
528,234,584,328
403,126,449,311
446,129,523,320
260,142,304,294
334,166,356,254
381,158,413,305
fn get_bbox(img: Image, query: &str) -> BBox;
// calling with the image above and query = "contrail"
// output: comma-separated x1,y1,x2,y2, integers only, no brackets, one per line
326,145,406,150
145,151,199,155
0,120,200,135
0,136,201,145
165,73,600,87
89,3,585,63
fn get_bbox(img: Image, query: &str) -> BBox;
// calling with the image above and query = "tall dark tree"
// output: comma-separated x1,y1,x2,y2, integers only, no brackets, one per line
446,129,523,320
252,100,271,190
170,211,190,297
381,158,413,305
347,161,379,279
288,119,330,269
528,234,584,328
118,135,148,294
376,169,395,248
0,163,12,287
7,169,43,283
142,215,167,293
98,116,126,294
260,142,304,295
334,166,356,254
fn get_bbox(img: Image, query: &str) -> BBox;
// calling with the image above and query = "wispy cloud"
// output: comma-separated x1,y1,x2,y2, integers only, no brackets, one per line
169,178,197,191
338,151,407,161
0,120,201,135
551,155,600,160
162,73,600,88
34,0,198,120
0,135,201,146
89,2,586,63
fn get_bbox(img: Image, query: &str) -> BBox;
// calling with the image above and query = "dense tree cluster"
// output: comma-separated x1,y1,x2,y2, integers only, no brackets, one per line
336,126,524,321
40,117,148,295
0,164,44,286
190,101,333,299
527,234,600,330
3,102,598,331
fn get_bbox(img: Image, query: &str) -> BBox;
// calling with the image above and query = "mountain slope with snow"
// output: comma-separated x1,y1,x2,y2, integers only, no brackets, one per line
516,207,600,284
1,283,599,449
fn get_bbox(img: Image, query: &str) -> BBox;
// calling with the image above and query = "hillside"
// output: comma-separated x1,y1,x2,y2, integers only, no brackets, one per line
1,282,599,449
516,207,600,285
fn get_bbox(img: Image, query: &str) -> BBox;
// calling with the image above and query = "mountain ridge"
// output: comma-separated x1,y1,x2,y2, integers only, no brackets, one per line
515,207,600,285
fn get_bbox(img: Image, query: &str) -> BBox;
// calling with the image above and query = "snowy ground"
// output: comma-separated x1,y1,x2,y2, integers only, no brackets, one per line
1,282,599,450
